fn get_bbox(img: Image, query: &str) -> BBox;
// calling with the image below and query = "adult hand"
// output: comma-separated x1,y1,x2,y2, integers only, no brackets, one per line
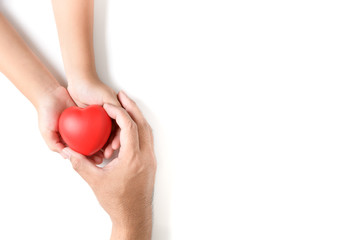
37,86,104,163
62,91,156,240
67,75,121,159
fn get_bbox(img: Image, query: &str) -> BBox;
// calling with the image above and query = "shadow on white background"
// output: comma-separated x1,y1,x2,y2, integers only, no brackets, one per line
0,0,172,239
93,1,173,239
2,0,360,240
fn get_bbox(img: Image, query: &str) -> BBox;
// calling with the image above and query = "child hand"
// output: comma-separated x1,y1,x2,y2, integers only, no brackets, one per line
67,76,121,159
36,86,75,158
37,86,105,163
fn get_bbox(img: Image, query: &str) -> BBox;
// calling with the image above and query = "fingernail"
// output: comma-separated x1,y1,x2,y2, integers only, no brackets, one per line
62,148,71,159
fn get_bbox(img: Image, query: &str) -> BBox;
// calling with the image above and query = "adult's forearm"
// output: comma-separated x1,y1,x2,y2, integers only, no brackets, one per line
52,0,97,81
0,14,60,109
111,221,153,240
110,206,153,240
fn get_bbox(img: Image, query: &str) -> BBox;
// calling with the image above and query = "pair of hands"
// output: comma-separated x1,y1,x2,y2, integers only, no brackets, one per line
64,91,156,239
38,81,156,238
37,76,120,162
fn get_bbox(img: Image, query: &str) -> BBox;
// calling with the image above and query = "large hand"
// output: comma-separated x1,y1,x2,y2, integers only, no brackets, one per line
37,86,103,163
62,91,156,240
67,76,121,159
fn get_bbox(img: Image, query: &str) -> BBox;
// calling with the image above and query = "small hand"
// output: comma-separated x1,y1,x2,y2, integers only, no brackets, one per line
62,91,156,239
37,86,104,163
67,76,121,159
36,86,74,157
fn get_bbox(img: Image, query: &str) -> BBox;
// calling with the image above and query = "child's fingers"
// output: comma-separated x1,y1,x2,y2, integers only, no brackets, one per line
42,130,66,156
89,151,104,164
104,143,114,159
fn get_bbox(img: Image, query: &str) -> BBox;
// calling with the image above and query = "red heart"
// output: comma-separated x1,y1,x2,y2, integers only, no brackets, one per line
59,105,112,156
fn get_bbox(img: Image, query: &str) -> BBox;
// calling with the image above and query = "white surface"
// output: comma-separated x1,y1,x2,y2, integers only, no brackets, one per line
0,0,360,239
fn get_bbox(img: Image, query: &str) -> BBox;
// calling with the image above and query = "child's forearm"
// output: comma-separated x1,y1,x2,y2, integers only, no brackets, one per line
52,0,98,82
0,14,60,109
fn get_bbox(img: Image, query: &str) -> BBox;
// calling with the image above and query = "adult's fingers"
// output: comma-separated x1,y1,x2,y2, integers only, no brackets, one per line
62,147,101,186
103,103,139,151
103,127,116,159
103,128,120,158
104,91,122,154
117,91,153,149
111,128,121,150
103,124,120,159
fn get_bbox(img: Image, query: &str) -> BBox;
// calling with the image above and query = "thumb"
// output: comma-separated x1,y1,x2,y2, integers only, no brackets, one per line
103,90,121,107
62,147,101,186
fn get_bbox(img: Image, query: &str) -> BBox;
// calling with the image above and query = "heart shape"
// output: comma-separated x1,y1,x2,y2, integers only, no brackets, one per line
59,105,112,156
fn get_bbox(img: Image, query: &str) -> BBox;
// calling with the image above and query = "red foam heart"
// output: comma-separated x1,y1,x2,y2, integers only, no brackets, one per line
59,105,112,156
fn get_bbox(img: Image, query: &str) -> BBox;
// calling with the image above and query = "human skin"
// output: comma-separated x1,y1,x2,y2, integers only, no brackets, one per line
0,13,71,157
0,13,104,163
62,91,157,240
0,10,156,239
51,0,121,159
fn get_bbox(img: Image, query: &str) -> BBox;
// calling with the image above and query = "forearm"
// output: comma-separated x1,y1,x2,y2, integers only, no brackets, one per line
52,0,97,81
0,14,60,109
110,206,153,240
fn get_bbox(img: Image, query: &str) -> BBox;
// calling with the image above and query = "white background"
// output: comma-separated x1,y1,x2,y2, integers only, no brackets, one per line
0,0,360,239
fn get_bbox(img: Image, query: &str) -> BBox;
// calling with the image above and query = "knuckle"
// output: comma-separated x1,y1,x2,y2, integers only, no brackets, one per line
138,120,149,130
140,121,153,138
124,119,133,128
128,120,138,131
129,158,145,173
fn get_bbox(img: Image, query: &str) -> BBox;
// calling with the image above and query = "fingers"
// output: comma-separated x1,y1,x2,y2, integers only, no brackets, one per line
103,103,139,151
103,88,122,107
62,147,101,185
89,151,104,165
103,127,116,158
111,128,121,150
105,126,121,158
42,130,67,157
104,144,114,159
117,91,153,150
103,121,120,159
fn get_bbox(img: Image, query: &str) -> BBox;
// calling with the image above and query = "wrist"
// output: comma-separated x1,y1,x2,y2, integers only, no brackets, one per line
66,69,100,85
33,79,61,110
110,205,153,240
111,221,152,240
35,85,67,112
